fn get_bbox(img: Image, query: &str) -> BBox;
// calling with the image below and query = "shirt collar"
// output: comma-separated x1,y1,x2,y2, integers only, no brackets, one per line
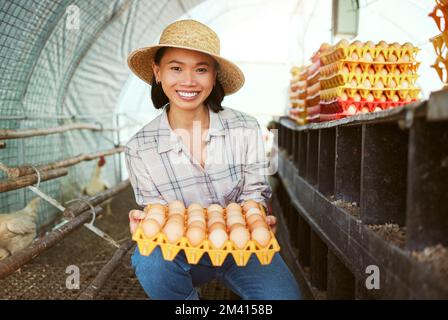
157,104,226,154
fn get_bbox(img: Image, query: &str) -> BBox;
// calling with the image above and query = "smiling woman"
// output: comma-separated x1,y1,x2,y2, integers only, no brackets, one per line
125,19,301,300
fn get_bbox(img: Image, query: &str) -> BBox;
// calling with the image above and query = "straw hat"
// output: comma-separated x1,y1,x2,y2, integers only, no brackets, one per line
127,19,245,95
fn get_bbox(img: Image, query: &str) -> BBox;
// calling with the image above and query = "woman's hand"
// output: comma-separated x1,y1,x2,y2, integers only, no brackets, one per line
265,215,277,234
129,209,146,235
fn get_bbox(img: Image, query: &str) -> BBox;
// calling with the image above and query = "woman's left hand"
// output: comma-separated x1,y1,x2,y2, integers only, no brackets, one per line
265,215,277,234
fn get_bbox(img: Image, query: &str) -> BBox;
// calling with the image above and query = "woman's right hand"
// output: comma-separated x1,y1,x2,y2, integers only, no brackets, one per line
129,209,146,235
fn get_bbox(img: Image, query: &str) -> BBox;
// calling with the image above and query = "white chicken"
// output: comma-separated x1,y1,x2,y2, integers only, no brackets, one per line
0,197,41,260
82,156,112,215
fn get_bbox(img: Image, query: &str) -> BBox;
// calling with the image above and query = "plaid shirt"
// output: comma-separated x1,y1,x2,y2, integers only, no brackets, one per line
124,105,272,210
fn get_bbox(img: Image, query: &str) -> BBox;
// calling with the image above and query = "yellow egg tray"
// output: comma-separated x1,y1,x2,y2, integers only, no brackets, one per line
320,86,421,102
320,60,421,78
320,73,419,90
132,205,281,267
320,44,419,65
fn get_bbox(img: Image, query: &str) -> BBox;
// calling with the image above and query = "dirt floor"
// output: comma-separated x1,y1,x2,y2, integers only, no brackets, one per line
0,185,232,300
412,244,448,276
329,196,361,219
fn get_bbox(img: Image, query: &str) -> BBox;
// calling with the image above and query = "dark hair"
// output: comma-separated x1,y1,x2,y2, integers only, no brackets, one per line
151,47,224,112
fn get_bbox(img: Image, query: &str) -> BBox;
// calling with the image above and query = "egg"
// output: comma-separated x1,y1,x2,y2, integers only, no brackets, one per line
349,79,358,87
188,203,203,212
389,79,397,89
340,92,348,101
362,79,372,88
365,41,375,49
378,41,388,49
361,107,369,114
187,215,206,225
375,53,385,62
366,93,375,102
209,228,228,249
400,80,409,89
380,68,388,76
226,202,242,213
350,52,359,60
347,104,357,115
249,219,268,231
168,208,184,216
163,220,184,243
400,54,410,62
390,42,401,48
373,107,383,112
388,54,398,62
188,209,205,218
142,218,161,238
168,200,185,213
208,222,226,233
226,210,244,219
375,80,385,89
355,67,362,75
403,42,413,49
405,95,412,103
251,226,271,247
354,93,361,102
394,69,401,76
363,52,373,62
247,214,263,227
227,215,246,227
352,40,363,47
146,212,165,227
167,214,184,225
379,94,387,102
391,94,400,102
207,204,223,214
145,203,165,213
189,221,206,230
230,226,250,249
242,200,259,212
147,206,165,216
186,226,206,246
337,39,349,47
341,66,350,74
245,207,263,219
207,216,226,227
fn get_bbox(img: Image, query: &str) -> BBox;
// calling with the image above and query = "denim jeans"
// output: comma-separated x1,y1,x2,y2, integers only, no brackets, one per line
131,246,302,300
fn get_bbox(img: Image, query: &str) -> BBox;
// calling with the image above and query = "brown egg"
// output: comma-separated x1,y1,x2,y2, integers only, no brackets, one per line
375,53,385,62
366,93,375,102
388,54,398,62
347,104,357,115
188,203,203,212
209,222,226,233
251,226,271,247
147,206,165,216
352,40,363,47
354,93,362,102
189,221,206,230
230,226,250,249
142,218,161,238
207,204,223,214
187,215,206,225
361,107,369,114
249,220,268,231
242,200,259,212
167,214,184,225
168,200,185,213
229,223,246,233
377,41,388,49
146,212,165,227
188,209,205,218
226,202,241,212
146,203,165,213
247,214,263,227
163,221,184,243
227,215,246,227
207,216,226,227
209,228,228,249
207,211,223,219
186,226,206,246
226,210,243,218
245,207,262,219
365,41,375,49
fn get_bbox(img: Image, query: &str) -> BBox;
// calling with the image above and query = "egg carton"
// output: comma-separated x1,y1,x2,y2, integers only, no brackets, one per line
320,60,420,78
132,205,281,267
290,99,306,109
307,69,320,86
320,86,420,102
320,73,419,90
306,104,321,123
321,44,419,65
306,92,321,107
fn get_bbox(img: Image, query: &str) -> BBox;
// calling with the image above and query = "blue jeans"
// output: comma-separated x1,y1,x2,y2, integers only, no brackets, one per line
131,246,302,300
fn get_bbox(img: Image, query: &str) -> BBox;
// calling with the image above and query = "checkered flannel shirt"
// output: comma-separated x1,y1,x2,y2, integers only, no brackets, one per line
124,105,272,210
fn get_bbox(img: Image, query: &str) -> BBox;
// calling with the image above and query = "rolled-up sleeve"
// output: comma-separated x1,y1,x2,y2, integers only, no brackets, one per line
124,145,167,207
238,124,272,209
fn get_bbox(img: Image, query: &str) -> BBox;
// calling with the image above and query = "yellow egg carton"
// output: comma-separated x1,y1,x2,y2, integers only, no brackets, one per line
321,42,419,65
320,86,421,102
132,205,281,267
320,73,419,90
320,60,421,78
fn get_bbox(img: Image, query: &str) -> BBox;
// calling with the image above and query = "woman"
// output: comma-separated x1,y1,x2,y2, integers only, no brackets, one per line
125,19,301,300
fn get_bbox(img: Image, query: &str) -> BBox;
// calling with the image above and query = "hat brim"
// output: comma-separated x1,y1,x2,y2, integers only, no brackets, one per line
127,44,245,96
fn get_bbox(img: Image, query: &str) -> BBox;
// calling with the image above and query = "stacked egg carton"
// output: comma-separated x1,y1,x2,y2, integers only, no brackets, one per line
132,201,280,267
288,66,308,125
306,44,331,122
319,40,421,121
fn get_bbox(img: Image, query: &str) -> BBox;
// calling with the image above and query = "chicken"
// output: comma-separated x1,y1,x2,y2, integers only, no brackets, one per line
0,197,41,260
82,156,112,215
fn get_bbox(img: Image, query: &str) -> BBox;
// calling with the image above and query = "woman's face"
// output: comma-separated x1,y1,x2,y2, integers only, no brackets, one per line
152,47,217,112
